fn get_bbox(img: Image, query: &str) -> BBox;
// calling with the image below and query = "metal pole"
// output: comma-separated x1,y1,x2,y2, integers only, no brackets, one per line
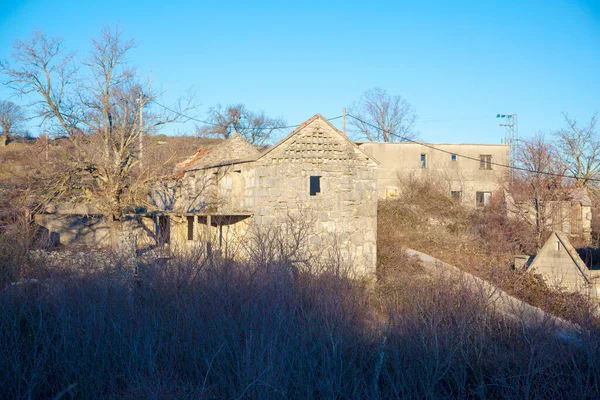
206,214,212,258
44,119,48,161
342,108,347,135
139,92,144,167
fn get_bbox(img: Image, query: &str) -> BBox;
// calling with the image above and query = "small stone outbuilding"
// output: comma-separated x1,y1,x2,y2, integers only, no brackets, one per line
527,231,600,297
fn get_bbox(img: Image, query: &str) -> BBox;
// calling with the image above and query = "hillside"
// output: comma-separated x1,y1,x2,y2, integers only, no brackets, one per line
377,178,596,324
2,141,600,398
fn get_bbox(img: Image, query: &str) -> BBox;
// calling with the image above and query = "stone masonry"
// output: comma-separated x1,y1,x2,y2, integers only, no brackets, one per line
170,114,379,276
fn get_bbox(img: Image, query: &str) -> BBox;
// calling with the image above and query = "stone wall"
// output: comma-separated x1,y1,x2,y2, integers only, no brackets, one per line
35,214,156,250
529,232,600,297
251,161,377,276
253,118,378,276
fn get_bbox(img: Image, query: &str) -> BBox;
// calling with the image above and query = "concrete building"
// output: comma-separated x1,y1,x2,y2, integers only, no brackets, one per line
527,231,600,297
158,114,379,276
357,142,509,207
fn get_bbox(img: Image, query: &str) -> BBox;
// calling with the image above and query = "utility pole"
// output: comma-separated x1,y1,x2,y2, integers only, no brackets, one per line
342,108,347,135
139,92,144,167
497,113,518,184
44,119,48,161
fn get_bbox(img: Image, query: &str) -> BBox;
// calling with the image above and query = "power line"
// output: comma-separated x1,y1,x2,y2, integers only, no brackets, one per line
150,99,342,131
417,117,494,123
149,101,597,184
347,113,600,184
150,100,219,126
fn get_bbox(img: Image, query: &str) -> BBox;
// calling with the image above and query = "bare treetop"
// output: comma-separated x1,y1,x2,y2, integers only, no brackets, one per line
554,112,599,189
512,133,568,249
197,103,286,145
1,32,78,136
0,100,26,146
349,87,417,142
0,27,195,249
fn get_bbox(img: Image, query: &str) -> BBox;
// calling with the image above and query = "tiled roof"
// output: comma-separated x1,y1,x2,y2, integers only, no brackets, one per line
184,134,261,171
174,146,215,175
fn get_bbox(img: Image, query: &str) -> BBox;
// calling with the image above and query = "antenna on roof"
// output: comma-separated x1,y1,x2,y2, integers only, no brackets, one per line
497,113,518,169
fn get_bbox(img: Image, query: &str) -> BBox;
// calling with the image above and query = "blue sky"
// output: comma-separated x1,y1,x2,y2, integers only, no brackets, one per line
0,0,598,144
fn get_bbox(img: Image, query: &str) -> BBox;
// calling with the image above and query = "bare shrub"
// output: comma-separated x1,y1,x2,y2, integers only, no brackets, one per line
1,249,600,399
379,176,599,327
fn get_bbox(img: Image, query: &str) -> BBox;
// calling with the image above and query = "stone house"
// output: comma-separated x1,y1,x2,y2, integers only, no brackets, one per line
356,142,509,207
157,114,379,276
527,231,600,298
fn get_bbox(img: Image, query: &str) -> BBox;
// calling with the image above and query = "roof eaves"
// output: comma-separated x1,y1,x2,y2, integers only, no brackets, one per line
186,156,257,171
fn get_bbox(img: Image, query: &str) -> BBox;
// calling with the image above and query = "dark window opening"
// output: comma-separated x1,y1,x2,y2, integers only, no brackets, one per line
451,191,461,202
157,216,170,245
187,216,194,241
310,176,321,196
480,154,492,170
421,154,427,168
476,191,492,207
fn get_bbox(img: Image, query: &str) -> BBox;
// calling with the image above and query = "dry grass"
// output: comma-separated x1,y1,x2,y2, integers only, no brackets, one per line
2,145,600,398
378,178,598,325
1,246,600,399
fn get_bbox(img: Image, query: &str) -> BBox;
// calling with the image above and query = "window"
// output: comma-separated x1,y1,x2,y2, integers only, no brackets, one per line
309,176,321,196
421,154,427,168
451,191,461,202
476,191,492,207
479,154,492,170
451,154,457,162
187,216,194,241
157,216,170,245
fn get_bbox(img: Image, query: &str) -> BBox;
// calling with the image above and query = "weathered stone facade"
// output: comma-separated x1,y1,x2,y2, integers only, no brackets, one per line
528,232,600,298
34,203,156,250
166,115,378,276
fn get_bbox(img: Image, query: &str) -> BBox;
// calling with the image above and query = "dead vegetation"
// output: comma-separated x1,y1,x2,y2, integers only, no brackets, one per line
2,138,600,398
1,236,600,399
378,177,598,325
0,181,599,398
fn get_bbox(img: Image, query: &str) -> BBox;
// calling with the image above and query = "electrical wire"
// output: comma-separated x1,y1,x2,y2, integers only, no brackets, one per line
347,113,600,184
150,100,597,183
151,99,342,131
418,117,494,123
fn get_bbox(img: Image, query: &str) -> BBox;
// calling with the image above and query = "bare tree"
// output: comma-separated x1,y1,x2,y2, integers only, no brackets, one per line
554,112,599,189
197,103,286,145
0,100,26,146
509,134,568,249
349,87,417,142
1,28,193,249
